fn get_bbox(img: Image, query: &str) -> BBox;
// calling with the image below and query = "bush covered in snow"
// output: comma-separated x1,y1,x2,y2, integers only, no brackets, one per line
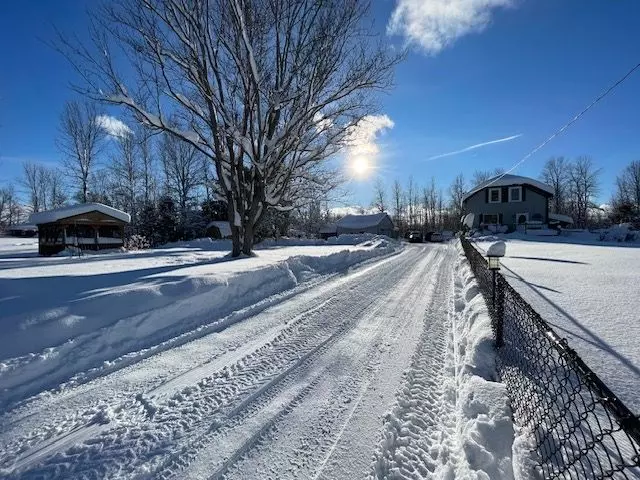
599,223,638,242
125,234,151,250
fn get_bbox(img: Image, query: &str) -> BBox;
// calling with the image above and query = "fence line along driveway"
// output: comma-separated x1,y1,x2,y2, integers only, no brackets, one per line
472,237,640,414
462,237,640,480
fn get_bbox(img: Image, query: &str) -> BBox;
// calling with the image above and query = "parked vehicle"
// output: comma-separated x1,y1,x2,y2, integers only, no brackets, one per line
408,231,422,243
429,232,443,242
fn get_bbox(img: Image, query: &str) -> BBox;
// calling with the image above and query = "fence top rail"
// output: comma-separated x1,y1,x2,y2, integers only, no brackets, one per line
460,236,640,448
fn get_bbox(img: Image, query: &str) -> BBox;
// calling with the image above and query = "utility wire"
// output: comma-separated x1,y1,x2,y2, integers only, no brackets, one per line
485,61,640,188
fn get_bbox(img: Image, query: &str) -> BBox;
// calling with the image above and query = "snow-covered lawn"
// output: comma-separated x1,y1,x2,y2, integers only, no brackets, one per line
474,234,640,413
0,235,398,408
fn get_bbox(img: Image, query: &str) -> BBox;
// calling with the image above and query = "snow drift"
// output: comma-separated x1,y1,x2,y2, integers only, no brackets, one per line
0,236,399,408
452,242,515,479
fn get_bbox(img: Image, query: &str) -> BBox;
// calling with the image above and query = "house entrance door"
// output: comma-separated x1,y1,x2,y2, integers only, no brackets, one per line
516,213,529,232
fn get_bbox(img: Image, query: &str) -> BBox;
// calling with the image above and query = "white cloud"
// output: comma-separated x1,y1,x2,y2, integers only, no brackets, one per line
388,0,512,55
344,114,394,178
95,115,133,139
428,134,521,161
346,114,394,156
329,205,376,217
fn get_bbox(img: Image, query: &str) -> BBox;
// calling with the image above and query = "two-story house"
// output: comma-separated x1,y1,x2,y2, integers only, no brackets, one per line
462,174,555,231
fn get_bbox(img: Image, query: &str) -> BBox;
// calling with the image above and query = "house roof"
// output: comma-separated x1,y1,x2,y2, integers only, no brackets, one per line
462,174,555,202
7,223,38,231
336,212,391,229
29,203,131,225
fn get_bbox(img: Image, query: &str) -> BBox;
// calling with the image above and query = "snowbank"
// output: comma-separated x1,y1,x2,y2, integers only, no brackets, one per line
258,232,396,248
471,226,640,245
0,237,400,408
453,242,516,479
599,223,638,242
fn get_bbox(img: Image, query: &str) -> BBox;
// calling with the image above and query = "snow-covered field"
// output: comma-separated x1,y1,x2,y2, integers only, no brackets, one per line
0,235,398,408
0,237,517,479
474,233,640,413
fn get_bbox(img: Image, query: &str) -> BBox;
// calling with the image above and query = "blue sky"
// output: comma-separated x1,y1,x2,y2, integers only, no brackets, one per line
1,0,640,207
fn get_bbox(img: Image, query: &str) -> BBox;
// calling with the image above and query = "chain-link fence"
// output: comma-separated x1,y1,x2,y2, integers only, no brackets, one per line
460,237,640,479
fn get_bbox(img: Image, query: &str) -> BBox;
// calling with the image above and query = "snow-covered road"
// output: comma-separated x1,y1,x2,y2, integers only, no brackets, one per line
1,243,469,479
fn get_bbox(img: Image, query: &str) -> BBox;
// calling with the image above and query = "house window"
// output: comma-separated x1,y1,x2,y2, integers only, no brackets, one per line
509,186,522,202
488,187,501,203
483,214,499,224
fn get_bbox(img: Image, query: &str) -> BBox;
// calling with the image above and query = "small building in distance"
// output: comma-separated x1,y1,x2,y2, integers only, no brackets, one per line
206,220,233,239
335,212,395,238
5,224,38,237
318,224,337,240
29,203,131,256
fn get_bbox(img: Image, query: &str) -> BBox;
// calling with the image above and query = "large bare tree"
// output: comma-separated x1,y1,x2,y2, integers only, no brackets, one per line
21,161,47,213
160,132,203,228
567,156,601,228
59,0,400,255
613,160,640,213
391,179,404,230
58,101,105,202
111,131,140,222
449,173,466,221
372,178,386,213
136,125,158,206
0,186,15,227
20,162,67,212
540,156,570,214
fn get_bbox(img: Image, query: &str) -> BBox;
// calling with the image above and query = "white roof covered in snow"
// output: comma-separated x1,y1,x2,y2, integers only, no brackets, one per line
548,213,574,224
462,174,554,202
7,223,38,231
336,213,391,229
206,220,232,237
29,203,131,225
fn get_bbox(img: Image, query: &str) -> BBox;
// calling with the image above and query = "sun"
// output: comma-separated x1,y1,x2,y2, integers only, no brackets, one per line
350,156,372,179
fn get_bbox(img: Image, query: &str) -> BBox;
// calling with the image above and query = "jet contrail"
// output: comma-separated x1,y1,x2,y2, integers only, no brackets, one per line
427,134,522,161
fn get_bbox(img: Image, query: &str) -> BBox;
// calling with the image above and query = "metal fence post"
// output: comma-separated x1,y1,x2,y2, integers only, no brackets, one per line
495,275,504,348
492,269,496,311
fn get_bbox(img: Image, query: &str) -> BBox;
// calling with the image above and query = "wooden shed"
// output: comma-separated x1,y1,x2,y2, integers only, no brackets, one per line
29,203,131,256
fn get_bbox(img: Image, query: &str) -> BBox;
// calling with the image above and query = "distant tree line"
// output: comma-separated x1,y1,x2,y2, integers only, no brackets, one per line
0,98,346,246
366,158,639,236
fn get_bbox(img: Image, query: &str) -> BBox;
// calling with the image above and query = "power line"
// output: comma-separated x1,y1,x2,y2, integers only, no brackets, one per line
486,60,640,188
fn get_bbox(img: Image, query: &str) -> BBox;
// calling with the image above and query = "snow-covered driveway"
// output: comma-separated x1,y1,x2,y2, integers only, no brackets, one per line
0,243,470,479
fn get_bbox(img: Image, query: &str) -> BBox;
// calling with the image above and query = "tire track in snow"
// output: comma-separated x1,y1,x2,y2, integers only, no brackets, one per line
207,246,452,480
147,248,441,480
2,248,426,479
0,251,404,468
372,245,459,479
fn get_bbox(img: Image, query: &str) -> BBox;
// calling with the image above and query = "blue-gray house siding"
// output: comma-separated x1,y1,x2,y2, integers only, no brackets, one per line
463,184,551,229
